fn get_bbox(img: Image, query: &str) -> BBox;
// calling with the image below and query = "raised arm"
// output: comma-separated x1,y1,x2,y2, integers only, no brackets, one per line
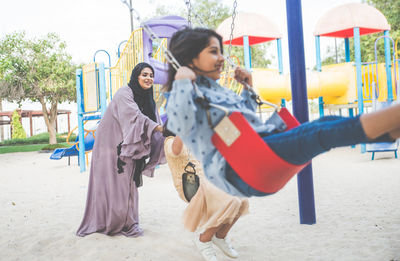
166,67,198,139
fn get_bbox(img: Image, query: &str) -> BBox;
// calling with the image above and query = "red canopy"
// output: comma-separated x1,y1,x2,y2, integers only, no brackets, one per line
314,3,390,38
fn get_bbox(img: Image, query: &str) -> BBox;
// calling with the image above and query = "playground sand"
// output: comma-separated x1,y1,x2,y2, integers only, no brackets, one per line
1,147,399,261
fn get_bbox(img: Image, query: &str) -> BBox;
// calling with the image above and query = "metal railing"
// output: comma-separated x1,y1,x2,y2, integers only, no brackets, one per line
109,28,144,99
360,62,377,101
153,38,168,107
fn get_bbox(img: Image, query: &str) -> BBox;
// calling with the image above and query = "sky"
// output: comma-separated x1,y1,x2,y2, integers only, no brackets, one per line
0,0,361,69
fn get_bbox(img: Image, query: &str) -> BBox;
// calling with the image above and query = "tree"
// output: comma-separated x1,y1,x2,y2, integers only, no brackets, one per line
11,110,26,139
0,32,77,144
342,0,400,64
0,100,4,141
152,0,272,68
366,0,400,32
361,0,400,62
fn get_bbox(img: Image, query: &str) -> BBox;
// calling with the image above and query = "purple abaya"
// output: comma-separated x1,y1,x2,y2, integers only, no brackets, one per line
76,86,166,237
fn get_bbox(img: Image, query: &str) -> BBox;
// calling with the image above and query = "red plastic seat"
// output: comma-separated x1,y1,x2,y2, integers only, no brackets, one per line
212,108,309,194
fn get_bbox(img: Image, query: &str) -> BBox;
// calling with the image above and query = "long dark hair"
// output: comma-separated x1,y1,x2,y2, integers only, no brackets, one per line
128,62,157,122
164,27,223,92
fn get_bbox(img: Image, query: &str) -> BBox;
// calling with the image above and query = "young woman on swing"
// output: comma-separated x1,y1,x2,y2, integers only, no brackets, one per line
164,27,400,197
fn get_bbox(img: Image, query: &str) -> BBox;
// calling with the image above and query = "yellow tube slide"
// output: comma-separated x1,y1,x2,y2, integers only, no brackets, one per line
252,63,356,105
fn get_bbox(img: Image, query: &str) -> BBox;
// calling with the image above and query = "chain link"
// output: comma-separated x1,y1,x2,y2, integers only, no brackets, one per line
184,0,192,27
183,0,207,27
223,0,238,85
227,0,237,59
129,2,262,103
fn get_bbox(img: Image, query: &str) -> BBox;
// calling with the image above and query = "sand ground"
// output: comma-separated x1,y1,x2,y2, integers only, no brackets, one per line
1,147,399,261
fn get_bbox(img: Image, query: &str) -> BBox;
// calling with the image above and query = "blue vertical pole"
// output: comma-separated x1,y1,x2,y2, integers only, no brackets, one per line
277,39,283,74
76,69,86,172
347,36,354,147
345,38,351,62
315,36,322,72
354,27,365,153
349,108,354,119
348,108,355,148
384,31,393,102
315,36,324,117
243,36,252,71
281,98,286,108
286,0,316,225
98,63,108,117
318,97,324,117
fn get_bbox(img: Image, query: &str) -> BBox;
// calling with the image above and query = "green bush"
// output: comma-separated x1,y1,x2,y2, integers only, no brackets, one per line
11,110,27,139
0,132,77,146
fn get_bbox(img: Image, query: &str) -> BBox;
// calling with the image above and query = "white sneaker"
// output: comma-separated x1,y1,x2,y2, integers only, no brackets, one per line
212,235,239,258
193,236,218,261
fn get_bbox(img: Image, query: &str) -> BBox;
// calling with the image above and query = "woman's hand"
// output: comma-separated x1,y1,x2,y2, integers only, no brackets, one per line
175,66,196,81
234,67,253,89
155,125,164,133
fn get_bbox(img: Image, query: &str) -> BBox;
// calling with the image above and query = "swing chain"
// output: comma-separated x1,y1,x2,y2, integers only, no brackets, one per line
182,0,207,27
227,0,237,59
184,0,192,27
222,0,238,86
129,3,276,110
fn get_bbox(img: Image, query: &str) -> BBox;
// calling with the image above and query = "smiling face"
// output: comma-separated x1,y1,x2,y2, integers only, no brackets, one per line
190,36,225,81
138,67,154,90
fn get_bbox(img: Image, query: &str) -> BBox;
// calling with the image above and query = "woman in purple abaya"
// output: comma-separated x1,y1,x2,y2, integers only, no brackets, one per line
76,62,166,237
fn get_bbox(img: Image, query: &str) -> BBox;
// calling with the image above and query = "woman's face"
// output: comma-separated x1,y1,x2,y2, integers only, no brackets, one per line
190,36,225,81
138,67,154,90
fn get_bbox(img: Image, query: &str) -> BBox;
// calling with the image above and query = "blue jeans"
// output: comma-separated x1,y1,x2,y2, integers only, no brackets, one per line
226,115,394,197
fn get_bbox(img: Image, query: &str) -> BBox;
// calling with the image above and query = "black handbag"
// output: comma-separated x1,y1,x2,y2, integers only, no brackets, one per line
182,161,200,202
133,156,148,187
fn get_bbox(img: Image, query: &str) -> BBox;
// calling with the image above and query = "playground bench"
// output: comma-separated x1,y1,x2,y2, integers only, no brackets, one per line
366,142,398,160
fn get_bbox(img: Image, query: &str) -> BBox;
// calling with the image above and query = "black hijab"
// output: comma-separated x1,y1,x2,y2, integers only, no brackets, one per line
128,62,157,122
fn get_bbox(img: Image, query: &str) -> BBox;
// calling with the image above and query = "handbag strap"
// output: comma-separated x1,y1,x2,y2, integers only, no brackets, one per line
184,161,196,175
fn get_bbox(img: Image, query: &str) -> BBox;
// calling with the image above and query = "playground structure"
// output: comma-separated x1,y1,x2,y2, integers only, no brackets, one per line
218,4,399,113
217,3,399,156
62,1,400,225
53,16,188,172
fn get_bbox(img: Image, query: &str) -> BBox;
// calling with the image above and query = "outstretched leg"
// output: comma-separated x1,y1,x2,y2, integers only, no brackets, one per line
360,102,400,140
225,104,400,197
265,110,398,166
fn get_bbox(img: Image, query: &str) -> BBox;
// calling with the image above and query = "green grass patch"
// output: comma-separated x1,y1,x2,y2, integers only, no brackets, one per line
0,142,70,154
41,143,70,151
0,132,77,146
0,144,46,154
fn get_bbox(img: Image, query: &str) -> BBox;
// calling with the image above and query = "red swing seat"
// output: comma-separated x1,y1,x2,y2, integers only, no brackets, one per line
211,108,309,194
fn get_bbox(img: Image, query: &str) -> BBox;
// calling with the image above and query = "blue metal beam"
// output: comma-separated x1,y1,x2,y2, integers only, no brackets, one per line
384,31,393,101
286,0,316,225
76,69,86,172
315,36,321,72
345,38,351,62
353,27,365,153
277,39,283,74
98,63,108,117
243,36,252,71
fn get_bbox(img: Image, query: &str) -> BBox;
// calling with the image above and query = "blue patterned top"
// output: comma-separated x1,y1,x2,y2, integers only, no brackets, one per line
166,76,277,196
